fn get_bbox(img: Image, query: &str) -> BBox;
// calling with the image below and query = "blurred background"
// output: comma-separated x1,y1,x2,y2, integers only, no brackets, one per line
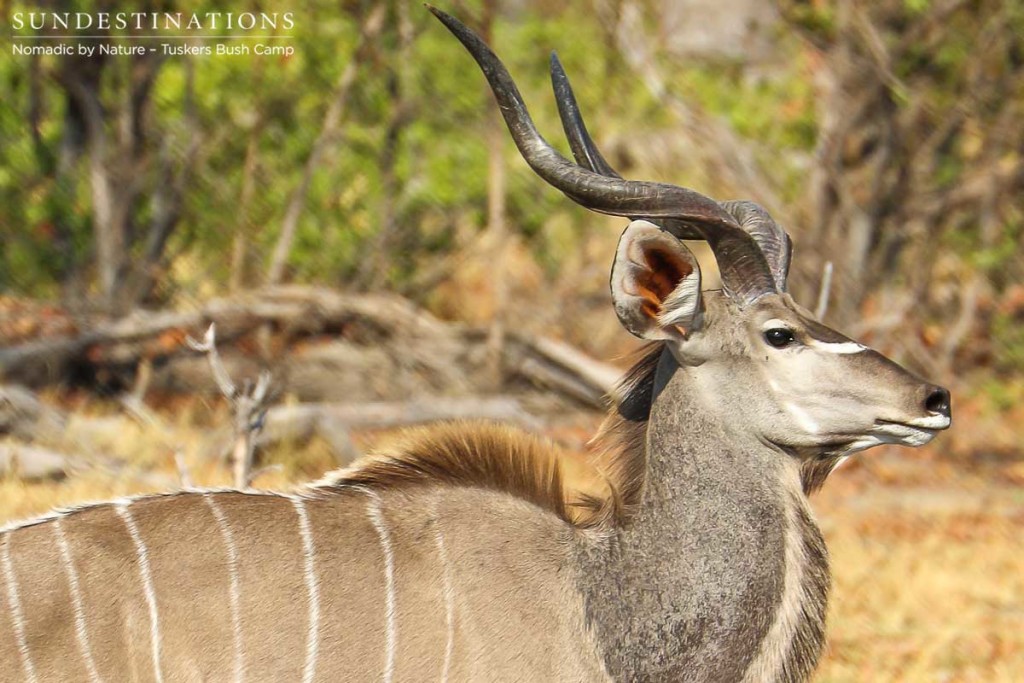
1,1,1022,680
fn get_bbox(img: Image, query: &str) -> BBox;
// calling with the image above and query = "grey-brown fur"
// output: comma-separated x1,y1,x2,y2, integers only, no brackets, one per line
0,484,610,682
577,347,829,683
0,295,944,682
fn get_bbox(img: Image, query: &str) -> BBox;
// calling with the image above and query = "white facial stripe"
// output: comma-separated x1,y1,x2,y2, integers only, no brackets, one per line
784,401,820,434
761,318,868,354
809,340,867,354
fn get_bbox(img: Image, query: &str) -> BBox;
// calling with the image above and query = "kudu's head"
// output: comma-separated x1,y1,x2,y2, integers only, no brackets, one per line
429,7,951,470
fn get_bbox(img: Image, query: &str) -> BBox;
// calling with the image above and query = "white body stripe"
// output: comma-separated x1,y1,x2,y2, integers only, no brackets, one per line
292,496,321,683
204,494,245,683
741,480,808,683
366,491,397,683
433,516,455,683
2,534,38,683
116,503,164,683
54,520,103,683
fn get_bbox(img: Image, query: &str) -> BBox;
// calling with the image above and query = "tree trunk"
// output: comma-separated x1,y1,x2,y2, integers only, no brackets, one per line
481,0,510,388
267,5,388,285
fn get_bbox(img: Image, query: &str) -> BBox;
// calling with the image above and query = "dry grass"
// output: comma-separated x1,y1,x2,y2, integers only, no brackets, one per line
1,407,1021,681
813,458,1024,682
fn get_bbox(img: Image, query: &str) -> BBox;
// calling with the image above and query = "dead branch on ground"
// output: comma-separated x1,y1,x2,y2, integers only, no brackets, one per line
187,324,271,489
0,287,622,411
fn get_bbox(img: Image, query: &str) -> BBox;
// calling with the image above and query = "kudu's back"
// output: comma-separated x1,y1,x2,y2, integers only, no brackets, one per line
0,481,608,682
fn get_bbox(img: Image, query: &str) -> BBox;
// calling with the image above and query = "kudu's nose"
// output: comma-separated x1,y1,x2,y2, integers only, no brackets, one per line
923,385,951,418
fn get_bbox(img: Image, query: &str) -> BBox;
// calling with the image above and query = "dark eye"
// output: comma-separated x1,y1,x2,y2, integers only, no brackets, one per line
764,328,796,348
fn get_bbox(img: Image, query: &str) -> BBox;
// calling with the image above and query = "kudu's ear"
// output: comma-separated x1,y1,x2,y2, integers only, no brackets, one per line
611,220,703,340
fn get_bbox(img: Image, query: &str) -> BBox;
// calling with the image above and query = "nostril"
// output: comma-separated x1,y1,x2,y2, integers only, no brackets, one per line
924,386,951,417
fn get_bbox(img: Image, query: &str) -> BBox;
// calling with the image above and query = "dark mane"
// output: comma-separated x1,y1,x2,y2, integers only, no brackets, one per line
587,342,664,526
800,456,844,494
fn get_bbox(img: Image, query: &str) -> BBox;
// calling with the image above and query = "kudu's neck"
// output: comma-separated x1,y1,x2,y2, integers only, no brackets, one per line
578,349,829,683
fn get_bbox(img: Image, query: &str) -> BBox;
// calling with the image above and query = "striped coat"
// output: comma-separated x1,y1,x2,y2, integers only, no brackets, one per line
0,424,612,682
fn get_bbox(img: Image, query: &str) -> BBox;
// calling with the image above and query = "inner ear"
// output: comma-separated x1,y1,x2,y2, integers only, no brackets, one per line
611,220,703,340
637,246,693,317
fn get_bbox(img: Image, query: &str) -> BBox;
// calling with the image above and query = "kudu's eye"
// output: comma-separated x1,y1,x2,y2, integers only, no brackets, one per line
764,328,796,348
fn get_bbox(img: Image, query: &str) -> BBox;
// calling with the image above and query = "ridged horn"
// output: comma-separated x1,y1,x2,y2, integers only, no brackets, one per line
430,6,774,301
549,52,792,291
427,5,777,303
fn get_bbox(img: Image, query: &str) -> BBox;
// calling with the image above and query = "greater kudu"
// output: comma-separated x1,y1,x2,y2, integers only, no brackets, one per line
0,8,951,682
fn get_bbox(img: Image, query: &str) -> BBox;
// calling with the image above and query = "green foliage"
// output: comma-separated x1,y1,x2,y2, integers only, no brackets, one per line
780,2,836,39
976,374,1024,413
3,0,1019,377
2,1,687,295
903,0,932,16
663,53,817,204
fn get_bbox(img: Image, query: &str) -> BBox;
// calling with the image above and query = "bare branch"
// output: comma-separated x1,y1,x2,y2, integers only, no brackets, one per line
186,324,238,399
186,322,272,488
174,450,193,489
252,371,272,405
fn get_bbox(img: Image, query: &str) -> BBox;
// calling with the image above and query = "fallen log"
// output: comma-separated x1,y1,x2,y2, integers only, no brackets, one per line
3,381,546,475
0,287,459,387
507,334,620,407
0,385,68,441
1,287,625,410
0,442,70,480
266,395,541,433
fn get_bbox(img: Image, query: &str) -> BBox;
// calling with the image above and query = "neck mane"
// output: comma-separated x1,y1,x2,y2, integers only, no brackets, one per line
315,348,669,531
579,345,830,683
317,421,617,528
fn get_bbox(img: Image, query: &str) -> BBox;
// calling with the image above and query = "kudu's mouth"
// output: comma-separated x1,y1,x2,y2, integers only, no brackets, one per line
873,414,951,447
868,381,951,447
